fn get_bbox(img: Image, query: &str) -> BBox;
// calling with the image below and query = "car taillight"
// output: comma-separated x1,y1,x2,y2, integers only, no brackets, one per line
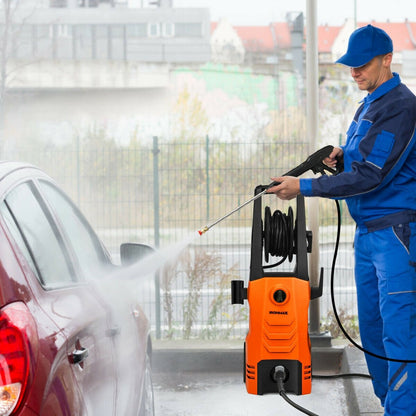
0,303,36,416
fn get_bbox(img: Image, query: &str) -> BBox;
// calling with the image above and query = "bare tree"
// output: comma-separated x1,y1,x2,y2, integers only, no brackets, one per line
0,0,38,155
0,0,15,152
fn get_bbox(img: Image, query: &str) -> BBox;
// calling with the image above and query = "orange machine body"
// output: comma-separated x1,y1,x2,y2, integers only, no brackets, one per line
245,275,312,395
230,191,322,396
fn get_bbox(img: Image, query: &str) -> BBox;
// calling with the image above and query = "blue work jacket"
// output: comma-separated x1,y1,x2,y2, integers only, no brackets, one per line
300,73,416,229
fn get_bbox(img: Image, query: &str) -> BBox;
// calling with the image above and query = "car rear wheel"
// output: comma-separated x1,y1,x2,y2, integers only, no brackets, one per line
139,353,155,416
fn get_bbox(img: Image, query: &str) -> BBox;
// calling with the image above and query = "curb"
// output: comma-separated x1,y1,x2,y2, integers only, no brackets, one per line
152,343,343,374
341,346,383,415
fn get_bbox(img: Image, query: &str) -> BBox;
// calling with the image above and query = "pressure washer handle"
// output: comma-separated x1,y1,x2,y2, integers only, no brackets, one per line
266,144,343,189
198,145,343,235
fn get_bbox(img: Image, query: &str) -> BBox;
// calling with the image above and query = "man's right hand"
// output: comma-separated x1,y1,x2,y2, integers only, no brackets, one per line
324,147,343,169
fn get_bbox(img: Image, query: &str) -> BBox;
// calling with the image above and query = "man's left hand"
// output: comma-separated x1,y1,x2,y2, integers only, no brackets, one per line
267,176,300,200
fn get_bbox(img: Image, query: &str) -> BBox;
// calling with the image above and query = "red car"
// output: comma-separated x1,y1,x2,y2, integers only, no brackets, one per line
0,161,154,416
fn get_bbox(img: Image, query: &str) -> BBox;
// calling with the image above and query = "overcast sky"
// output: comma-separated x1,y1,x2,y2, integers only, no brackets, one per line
174,0,415,26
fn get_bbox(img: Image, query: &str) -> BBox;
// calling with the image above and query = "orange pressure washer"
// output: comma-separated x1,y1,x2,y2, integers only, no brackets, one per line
231,192,323,396
198,145,343,400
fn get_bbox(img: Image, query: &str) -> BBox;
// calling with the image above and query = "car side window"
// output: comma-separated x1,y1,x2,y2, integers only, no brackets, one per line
39,180,110,280
2,181,75,288
0,202,39,278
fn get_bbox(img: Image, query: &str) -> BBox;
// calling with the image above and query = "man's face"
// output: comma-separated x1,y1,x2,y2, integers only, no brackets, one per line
350,54,392,93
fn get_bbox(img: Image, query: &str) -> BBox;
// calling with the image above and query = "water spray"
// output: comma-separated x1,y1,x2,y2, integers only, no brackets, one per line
198,145,340,236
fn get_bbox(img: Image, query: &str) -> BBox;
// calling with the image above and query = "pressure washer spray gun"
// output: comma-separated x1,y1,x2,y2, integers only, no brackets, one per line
198,145,340,236
197,145,343,411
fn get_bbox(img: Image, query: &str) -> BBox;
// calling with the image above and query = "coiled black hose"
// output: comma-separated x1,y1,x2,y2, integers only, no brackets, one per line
263,206,295,267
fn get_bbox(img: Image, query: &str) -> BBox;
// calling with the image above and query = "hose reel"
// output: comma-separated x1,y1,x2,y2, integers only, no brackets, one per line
263,206,312,268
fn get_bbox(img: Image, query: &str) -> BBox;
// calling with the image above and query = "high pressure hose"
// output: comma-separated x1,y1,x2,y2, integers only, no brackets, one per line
330,200,416,364
263,199,416,364
260,194,416,415
263,206,295,266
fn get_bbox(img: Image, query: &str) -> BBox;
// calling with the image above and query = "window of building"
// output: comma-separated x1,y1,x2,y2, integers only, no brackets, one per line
163,22,175,37
175,22,202,37
148,22,160,38
126,23,147,38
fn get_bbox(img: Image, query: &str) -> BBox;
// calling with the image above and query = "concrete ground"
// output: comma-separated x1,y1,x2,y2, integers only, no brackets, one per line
152,340,384,416
153,371,346,416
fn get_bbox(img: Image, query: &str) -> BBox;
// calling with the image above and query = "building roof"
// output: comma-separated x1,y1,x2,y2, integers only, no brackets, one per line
233,25,275,52
318,25,342,53
211,21,291,53
211,20,416,55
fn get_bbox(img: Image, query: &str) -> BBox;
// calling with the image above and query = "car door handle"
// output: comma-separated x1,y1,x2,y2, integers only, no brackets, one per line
69,347,89,365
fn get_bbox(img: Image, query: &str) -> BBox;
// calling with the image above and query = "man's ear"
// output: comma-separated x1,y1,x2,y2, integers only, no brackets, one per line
383,53,393,67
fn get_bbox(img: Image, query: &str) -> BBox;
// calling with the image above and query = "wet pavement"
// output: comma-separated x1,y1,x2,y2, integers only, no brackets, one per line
153,371,348,416
151,342,384,416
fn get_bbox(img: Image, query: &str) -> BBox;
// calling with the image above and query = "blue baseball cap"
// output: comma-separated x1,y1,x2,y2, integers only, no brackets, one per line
335,24,393,68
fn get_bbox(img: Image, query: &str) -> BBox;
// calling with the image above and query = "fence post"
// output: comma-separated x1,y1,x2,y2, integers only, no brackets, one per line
205,134,210,221
152,136,161,339
306,0,324,341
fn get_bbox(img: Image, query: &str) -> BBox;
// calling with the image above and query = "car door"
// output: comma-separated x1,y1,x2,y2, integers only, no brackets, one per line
2,179,117,416
96,270,148,416
37,179,149,416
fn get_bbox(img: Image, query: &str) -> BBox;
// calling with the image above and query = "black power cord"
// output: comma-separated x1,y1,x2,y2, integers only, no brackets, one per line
274,367,371,416
312,373,371,380
273,366,319,416
330,200,416,363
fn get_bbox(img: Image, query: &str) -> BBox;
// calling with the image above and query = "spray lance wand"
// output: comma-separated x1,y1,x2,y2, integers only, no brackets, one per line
198,145,340,236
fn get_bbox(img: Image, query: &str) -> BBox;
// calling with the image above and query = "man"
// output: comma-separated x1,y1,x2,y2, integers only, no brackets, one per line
268,25,416,415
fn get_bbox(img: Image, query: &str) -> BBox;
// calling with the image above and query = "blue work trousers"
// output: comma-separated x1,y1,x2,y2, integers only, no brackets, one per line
354,223,416,415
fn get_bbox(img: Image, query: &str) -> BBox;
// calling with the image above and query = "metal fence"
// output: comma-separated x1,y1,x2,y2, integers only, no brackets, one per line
8,135,357,340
